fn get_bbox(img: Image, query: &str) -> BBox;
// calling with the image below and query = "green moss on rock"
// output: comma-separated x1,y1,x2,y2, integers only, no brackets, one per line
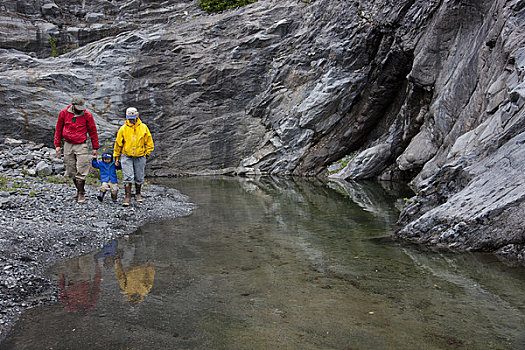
198,0,257,13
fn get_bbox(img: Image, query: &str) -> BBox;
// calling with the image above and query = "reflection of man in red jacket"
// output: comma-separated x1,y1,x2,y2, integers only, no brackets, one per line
54,95,99,203
58,261,102,314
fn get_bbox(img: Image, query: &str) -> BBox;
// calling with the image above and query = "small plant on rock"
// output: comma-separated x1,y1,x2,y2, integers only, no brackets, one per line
198,0,257,13
0,175,9,189
48,36,59,58
43,175,69,184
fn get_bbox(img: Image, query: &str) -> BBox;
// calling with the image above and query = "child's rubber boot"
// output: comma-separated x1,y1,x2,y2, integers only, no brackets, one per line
97,191,106,202
111,192,118,202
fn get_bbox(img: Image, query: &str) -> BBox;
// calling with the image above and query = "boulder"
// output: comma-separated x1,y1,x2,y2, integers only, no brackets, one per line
4,139,23,146
35,161,52,176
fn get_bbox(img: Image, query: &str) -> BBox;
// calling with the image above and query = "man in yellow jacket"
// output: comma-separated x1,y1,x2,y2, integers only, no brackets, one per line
114,107,154,206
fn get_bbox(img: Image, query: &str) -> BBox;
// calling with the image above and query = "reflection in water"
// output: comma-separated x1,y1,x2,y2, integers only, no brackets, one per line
94,239,119,268
58,254,101,314
327,179,411,219
93,238,156,304
115,257,155,305
2,177,524,350
57,235,155,312
110,235,156,305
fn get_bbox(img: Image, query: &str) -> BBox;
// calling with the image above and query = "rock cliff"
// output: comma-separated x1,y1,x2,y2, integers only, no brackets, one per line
0,0,524,261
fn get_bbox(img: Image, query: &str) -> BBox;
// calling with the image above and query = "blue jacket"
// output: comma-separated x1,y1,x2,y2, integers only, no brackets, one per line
91,159,121,183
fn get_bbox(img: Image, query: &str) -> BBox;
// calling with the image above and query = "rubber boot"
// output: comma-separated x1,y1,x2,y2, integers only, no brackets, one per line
77,180,86,203
135,184,143,202
97,191,106,202
122,184,132,206
111,191,118,202
71,178,79,200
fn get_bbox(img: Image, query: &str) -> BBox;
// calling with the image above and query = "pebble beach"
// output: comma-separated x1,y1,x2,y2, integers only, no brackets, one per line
0,138,194,340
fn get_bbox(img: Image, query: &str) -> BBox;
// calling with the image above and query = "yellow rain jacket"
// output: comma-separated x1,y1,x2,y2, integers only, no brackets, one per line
113,118,154,159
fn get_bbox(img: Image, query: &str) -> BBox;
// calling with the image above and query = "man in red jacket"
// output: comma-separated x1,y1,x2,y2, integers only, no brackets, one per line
54,96,99,203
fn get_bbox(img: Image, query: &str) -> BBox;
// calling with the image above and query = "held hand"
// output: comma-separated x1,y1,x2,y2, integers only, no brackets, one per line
55,147,61,157
115,160,120,167
92,149,98,157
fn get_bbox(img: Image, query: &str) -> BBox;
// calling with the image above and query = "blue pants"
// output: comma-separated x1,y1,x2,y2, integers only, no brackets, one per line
121,155,146,185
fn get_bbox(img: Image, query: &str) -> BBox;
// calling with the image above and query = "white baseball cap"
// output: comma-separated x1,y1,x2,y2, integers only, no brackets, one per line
126,107,138,119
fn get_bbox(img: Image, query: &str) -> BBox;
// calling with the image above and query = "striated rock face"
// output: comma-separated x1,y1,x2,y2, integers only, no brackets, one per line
0,0,524,260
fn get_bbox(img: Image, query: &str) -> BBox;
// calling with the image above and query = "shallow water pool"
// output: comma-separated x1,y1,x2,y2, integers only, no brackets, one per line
2,177,524,349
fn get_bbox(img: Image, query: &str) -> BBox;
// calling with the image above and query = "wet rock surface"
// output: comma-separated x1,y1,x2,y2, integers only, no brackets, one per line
394,134,525,265
0,138,195,340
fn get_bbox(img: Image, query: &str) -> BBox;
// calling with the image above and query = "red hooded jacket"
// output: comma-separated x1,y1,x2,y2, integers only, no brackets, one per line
54,105,99,149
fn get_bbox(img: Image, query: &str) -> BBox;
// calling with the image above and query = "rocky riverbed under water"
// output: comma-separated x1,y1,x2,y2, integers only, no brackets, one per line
2,176,524,349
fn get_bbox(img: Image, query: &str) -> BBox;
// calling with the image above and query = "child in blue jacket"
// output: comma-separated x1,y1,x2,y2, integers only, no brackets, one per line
91,153,121,202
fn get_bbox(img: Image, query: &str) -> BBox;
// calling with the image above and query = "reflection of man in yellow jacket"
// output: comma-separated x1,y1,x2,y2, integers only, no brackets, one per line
115,257,155,304
113,107,154,206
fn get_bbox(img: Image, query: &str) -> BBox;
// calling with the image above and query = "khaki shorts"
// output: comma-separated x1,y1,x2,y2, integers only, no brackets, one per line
100,182,119,194
63,142,91,181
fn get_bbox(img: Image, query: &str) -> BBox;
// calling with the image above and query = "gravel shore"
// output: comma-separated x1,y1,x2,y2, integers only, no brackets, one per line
0,138,195,340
